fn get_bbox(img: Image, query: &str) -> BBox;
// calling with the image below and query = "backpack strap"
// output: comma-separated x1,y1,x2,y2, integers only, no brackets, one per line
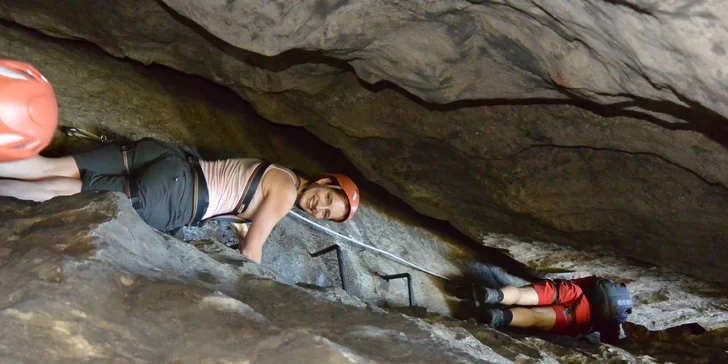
567,293,586,332
549,279,590,334
197,161,270,227
233,162,270,215
548,279,561,305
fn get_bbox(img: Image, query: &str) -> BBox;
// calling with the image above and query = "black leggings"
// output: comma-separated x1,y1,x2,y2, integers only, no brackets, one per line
72,138,194,232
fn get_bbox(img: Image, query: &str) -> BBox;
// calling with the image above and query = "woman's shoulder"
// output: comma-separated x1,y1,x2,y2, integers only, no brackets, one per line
266,164,299,187
261,168,298,214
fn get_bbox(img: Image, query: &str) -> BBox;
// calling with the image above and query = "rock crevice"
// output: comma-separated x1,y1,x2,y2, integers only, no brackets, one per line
2,0,728,281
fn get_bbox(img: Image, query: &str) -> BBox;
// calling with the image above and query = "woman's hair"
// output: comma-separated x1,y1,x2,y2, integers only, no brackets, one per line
296,169,344,189
291,168,310,181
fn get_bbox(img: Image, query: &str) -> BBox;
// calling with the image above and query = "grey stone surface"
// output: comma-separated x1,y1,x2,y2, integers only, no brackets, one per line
2,16,728,362
0,193,497,363
0,22,488,318
6,0,728,118
161,0,728,121
2,0,728,282
2,193,726,363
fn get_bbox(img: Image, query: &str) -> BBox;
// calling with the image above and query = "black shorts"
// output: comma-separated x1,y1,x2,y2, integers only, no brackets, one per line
72,138,194,233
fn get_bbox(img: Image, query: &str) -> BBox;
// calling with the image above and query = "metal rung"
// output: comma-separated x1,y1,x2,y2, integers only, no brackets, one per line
472,283,480,322
379,273,415,307
310,244,347,291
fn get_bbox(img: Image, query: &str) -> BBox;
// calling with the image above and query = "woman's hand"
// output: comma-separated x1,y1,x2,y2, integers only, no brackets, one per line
230,223,261,263
230,222,249,239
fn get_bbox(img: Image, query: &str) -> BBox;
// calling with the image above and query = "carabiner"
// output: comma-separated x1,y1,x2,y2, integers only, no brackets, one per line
60,126,113,144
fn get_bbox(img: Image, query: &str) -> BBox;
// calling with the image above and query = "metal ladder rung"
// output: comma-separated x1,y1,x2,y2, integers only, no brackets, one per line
309,244,347,291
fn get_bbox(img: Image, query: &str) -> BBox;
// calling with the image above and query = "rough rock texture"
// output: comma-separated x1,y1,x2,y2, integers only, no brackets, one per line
2,17,728,362
0,194,494,363
0,22,492,318
5,20,724,338
2,193,726,363
162,0,728,120
2,0,728,283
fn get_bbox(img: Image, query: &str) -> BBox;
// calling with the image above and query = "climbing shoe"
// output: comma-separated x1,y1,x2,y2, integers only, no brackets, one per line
482,308,506,328
474,286,503,304
444,280,474,300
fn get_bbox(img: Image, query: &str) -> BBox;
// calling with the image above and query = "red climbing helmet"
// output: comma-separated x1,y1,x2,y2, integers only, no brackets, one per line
0,59,58,162
323,173,360,222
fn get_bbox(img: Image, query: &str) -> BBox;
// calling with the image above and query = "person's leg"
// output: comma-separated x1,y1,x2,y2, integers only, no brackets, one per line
509,307,557,331
0,156,80,180
483,306,560,331
72,142,125,176
500,286,540,305
72,138,183,177
483,280,587,335
0,138,181,181
0,177,81,201
477,285,542,306
480,280,572,307
134,155,194,232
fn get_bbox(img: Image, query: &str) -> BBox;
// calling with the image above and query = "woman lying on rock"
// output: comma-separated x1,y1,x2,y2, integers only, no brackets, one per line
0,58,359,264
0,138,360,264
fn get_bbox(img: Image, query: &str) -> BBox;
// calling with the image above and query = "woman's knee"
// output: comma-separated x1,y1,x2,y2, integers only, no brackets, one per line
0,178,80,202
501,286,539,306
50,177,83,195
50,156,81,178
510,307,556,331
531,308,557,330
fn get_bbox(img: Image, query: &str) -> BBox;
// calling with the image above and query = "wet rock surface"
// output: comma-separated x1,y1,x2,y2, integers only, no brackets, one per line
2,1,728,282
2,193,726,363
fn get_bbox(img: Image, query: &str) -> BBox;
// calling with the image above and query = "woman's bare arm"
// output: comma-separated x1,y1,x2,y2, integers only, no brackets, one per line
238,172,296,263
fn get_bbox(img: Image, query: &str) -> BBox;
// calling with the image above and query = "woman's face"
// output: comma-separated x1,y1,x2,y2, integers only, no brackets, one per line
297,178,349,221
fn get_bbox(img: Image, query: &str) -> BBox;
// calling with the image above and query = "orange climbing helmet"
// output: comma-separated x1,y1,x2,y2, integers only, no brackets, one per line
323,173,360,222
0,59,58,162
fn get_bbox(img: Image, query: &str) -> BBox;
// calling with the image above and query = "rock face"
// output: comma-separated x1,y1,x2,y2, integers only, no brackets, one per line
0,22,486,318
2,18,728,362
161,0,728,119
3,21,725,335
0,193,493,363
2,0,727,282
0,1,728,281
2,193,727,363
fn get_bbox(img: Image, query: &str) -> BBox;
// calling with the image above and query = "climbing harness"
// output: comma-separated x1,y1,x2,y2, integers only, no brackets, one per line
287,210,450,281
60,126,113,144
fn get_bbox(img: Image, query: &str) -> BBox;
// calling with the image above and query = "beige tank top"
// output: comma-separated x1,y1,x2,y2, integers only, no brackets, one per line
200,158,298,220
